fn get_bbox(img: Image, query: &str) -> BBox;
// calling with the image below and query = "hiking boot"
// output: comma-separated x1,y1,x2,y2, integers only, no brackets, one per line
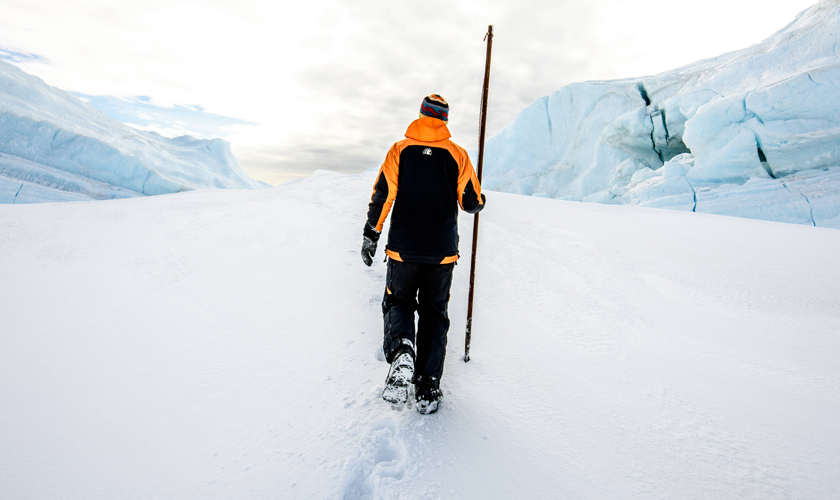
382,345,414,407
414,375,442,415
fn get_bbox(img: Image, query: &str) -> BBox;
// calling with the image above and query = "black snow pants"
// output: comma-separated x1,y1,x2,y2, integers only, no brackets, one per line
382,259,455,382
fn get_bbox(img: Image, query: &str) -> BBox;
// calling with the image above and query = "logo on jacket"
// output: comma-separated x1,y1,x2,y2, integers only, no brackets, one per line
422,148,433,156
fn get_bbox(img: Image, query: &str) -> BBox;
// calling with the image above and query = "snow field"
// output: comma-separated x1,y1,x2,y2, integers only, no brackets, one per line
1,170,839,499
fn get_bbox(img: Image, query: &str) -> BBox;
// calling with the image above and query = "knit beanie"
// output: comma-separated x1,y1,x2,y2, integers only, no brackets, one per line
420,94,449,122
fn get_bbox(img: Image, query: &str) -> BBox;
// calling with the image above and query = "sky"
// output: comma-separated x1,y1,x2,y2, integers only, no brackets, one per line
0,0,818,185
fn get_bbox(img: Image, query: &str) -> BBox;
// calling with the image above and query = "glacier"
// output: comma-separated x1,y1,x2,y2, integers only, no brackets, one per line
0,59,269,204
482,0,840,228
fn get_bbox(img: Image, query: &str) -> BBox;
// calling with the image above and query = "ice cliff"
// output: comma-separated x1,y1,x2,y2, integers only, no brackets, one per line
0,59,269,204
482,0,840,228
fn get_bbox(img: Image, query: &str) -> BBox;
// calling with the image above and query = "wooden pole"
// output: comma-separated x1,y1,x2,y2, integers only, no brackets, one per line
465,25,493,363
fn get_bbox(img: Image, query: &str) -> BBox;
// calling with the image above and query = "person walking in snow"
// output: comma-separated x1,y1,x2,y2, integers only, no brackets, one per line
361,94,485,414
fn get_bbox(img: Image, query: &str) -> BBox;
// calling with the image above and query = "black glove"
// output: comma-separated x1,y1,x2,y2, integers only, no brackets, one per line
361,236,378,266
361,223,380,266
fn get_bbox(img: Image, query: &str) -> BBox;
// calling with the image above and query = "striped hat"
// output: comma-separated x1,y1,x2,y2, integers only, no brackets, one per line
420,94,449,122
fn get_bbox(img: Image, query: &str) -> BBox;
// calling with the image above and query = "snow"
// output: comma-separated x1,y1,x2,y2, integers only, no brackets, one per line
0,59,269,203
2,170,839,498
482,0,840,228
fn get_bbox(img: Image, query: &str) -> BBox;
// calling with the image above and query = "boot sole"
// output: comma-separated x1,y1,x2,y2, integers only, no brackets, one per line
382,357,413,407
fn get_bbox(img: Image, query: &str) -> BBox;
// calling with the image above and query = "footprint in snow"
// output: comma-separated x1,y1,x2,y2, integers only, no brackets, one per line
374,345,385,362
339,416,407,499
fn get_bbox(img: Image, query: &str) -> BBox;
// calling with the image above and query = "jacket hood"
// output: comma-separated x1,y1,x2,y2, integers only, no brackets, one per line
405,116,451,142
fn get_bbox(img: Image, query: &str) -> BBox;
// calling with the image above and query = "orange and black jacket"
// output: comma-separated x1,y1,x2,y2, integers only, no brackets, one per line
365,116,485,264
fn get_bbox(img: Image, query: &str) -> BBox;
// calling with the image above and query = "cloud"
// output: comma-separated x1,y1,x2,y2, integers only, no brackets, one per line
232,138,384,186
0,46,47,64
71,93,257,140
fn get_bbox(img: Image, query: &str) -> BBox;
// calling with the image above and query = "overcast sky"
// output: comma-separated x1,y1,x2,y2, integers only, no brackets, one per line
0,0,816,184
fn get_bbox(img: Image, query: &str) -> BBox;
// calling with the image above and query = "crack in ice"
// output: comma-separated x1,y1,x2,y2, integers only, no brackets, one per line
795,185,817,227
660,109,671,141
141,170,152,195
648,115,662,163
685,178,698,212
782,181,816,226
637,82,651,106
12,182,23,204
544,97,554,145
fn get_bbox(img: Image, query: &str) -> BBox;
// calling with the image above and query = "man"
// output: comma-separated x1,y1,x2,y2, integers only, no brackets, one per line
361,94,485,414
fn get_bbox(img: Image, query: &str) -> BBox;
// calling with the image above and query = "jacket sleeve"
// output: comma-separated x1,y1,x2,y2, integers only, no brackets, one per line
364,144,400,239
457,150,485,214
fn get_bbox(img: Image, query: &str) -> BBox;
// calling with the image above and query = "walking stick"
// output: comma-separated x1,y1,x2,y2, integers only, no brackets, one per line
465,25,493,363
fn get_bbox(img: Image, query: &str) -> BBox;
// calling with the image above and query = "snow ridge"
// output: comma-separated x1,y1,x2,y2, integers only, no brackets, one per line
482,1,840,228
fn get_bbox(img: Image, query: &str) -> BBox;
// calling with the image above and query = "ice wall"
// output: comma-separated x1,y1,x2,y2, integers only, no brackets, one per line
0,59,269,203
482,0,840,228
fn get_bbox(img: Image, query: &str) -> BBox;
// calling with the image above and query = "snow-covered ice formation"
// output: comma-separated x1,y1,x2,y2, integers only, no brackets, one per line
482,0,840,228
0,59,269,204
